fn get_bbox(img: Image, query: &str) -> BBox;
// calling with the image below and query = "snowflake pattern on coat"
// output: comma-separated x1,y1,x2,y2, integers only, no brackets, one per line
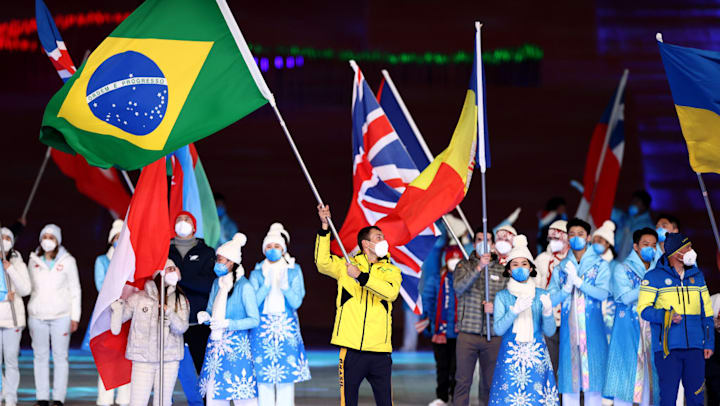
490,336,558,406
250,312,311,384
198,330,257,400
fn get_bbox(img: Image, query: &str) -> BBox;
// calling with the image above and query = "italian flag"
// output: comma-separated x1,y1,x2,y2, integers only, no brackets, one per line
88,158,171,389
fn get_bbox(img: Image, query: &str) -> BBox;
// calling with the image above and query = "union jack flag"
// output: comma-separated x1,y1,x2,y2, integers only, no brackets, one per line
333,62,438,315
36,0,76,82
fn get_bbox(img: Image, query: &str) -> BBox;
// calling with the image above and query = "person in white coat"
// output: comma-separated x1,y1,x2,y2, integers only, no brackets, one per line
110,259,190,406
27,224,81,406
0,227,31,406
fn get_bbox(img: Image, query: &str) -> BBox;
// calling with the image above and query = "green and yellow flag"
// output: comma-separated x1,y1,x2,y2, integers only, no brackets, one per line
40,0,272,169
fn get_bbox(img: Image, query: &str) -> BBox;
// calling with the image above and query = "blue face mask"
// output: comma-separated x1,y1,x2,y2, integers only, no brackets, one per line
265,248,283,262
656,227,668,242
511,267,530,282
216,206,226,217
214,262,229,277
112,242,118,248
640,246,656,263
592,242,606,255
628,204,640,217
570,236,586,251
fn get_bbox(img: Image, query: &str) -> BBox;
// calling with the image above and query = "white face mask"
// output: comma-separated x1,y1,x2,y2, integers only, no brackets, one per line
495,240,512,255
475,242,489,254
549,239,564,253
682,249,697,267
1,240,12,253
447,258,460,271
164,271,179,286
175,221,194,238
373,240,389,257
41,239,57,252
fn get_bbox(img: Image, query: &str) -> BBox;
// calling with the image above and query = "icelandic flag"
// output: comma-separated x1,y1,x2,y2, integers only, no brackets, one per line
88,158,171,389
169,144,221,247
575,70,628,229
35,0,76,81
332,61,438,315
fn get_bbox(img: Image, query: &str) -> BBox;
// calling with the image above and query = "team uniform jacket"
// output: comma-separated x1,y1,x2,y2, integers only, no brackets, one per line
637,255,714,354
314,229,402,353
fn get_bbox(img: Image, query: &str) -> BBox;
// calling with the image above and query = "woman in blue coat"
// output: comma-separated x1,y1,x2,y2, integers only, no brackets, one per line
548,218,611,406
249,223,310,406
603,228,660,406
489,235,558,406
197,233,260,406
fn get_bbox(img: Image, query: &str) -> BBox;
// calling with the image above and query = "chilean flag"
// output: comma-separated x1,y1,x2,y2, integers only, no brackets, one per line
576,70,628,229
88,158,171,390
36,0,131,218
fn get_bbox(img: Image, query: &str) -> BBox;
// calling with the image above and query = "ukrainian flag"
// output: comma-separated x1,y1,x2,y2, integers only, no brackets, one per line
658,37,720,174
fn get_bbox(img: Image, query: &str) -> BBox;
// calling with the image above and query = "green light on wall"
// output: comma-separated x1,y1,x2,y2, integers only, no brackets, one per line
247,43,543,66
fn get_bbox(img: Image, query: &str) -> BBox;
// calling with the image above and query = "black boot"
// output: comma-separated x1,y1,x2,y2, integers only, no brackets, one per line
52,401,64,406
34,401,49,406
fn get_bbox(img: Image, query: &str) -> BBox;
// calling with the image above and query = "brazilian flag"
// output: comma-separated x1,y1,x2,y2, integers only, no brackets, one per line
40,0,271,170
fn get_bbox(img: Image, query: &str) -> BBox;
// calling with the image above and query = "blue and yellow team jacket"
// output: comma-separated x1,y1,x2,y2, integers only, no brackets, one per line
637,255,714,355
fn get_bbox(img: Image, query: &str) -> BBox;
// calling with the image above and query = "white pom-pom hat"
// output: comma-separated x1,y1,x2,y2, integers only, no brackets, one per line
262,223,289,253
216,233,248,264
505,234,535,265
592,220,616,247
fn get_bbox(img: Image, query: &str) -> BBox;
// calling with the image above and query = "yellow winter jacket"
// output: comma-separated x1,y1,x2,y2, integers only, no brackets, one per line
314,230,402,352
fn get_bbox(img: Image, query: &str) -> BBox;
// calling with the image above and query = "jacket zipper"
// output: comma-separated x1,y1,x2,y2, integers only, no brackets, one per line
359,289,369,349
336,305,344,336
679,281,689,348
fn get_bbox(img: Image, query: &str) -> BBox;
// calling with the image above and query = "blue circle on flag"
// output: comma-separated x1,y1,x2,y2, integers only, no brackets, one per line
86,51,168,136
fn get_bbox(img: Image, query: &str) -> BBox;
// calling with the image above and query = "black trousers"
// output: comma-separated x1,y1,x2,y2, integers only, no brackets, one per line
339,347,392,406
184,324,211,374
433,339,457,402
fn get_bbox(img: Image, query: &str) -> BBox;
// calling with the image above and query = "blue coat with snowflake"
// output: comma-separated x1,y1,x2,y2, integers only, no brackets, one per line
548,248,610,394
489,287,558,406
205,276,260,331
248,261,311,385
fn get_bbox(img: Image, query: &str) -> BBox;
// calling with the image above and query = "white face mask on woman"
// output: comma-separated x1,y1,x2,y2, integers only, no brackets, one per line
1,239,12,253
495,240,512,255
164,271,179,286
549,239,564,253
41,238,57,252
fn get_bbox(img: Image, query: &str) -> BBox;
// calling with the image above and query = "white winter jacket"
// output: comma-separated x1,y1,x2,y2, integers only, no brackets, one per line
0,251,31,328
27,247,81,322
112,280,189,363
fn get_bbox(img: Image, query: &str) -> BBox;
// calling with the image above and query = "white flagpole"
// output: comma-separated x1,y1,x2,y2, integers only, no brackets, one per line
584,69,629,226
121,170,135,194
475,22,492,342
216,0,351,261
158,271,165,406
380,69,476,238
696,173,720,253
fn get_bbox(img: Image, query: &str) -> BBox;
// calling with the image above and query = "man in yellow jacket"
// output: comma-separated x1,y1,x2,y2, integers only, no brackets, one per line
314,204,402,406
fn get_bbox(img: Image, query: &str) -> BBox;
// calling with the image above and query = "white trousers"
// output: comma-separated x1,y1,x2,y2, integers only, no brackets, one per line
97,376,131,405
129,361,179,406
562,391,603,406
28,316,71,402
257,383,294,406
0,327,22,404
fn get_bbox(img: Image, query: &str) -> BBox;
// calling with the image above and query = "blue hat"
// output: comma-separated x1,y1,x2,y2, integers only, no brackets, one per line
664,232,691,256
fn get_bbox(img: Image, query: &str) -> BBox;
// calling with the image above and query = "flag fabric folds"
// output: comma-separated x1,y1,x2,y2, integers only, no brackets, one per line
35,0,76,81
169,144,220,247
88,158,171,389
658,39,720,174
332,62,437,314
375,47,480,247
575,79,626,229
40,0,271,170
36,0,132,217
